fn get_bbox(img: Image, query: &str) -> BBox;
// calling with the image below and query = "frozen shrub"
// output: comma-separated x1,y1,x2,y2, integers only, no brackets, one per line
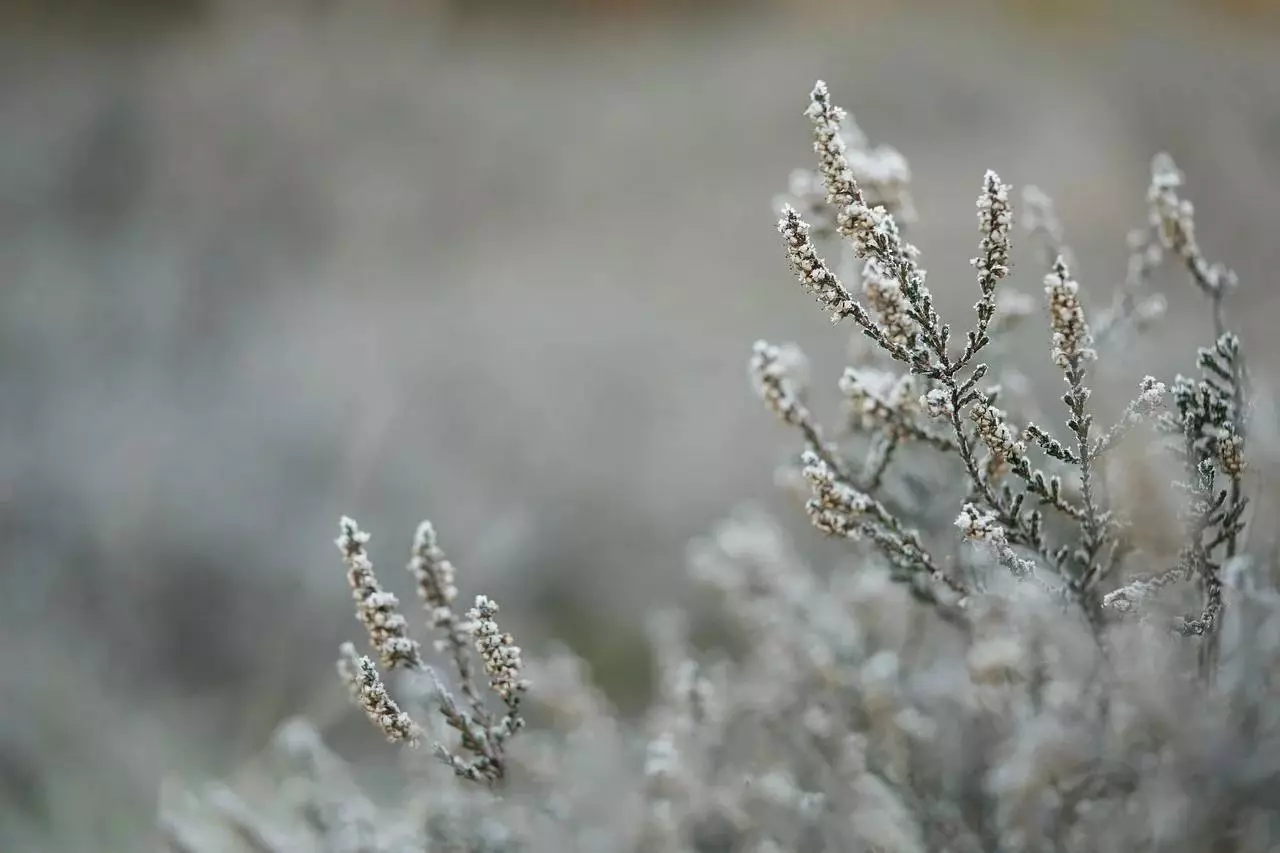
163,81,1280,853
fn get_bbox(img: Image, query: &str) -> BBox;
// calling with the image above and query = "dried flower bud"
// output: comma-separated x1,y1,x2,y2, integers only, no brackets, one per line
955,503,1006,544
1044,258,1096,369
750,340,812,428
1218,433,1246,477
1136,376,1168,413
778,206,860,324
802,450,875,539
806,80,863,212
969,402,1026,462
337,643,420,745
921,388,953,419
338,517,424,672
408,520,460,630
466,595,528,702
974,170,1012,294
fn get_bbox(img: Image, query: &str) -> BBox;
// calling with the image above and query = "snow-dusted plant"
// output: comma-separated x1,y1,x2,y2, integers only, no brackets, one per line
757,81,1250,647
162,82,1280,853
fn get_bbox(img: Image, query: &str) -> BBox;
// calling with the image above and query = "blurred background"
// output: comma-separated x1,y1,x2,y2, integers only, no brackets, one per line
2,0,1279,848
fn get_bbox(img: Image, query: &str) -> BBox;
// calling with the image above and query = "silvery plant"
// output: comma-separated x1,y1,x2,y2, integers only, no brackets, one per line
162,80,1279,853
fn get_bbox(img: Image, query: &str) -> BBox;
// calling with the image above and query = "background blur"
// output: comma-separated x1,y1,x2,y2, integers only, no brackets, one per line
2,0,1280,849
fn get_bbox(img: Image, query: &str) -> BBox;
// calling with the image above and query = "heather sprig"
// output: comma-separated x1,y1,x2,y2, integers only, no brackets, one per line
168,75,1278,853
758,81,1250,642
338,516,425,672
336,517,528,785
337,641,422,745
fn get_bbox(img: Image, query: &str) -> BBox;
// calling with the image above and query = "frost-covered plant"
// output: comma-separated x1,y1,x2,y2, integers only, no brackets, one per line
162,82,1280,853
758,81,1251,646
335,516,530,782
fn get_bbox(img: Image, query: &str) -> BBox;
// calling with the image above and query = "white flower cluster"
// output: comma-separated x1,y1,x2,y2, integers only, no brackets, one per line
974,169,1012,292
1135,375,1167,413
955,502,1006,544
805,80,862,212
969,402,1026,462
750,339,812,428
1218,432,1247,477
337,642,420,745
921,387,953,419
777,206,858,324
409,520,460,633
956,504,1041,581
1044,259,1096,369
466,595,528,702
337,516,424,672
806,84,932,318
801,451,876,539
806,80,915,222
